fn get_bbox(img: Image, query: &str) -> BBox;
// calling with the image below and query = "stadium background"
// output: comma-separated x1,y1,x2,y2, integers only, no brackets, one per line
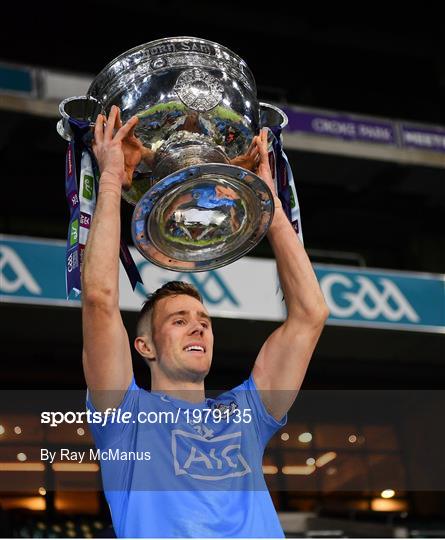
0,3,444,538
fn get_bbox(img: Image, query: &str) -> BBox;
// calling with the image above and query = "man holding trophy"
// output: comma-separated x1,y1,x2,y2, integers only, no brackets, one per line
61,38,328,537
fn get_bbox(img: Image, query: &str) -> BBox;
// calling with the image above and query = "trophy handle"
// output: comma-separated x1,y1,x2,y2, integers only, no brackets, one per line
57,95,105,141
259,102,288,130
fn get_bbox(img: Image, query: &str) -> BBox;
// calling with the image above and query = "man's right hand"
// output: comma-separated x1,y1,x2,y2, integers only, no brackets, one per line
83,104,136,409
92,105,141,190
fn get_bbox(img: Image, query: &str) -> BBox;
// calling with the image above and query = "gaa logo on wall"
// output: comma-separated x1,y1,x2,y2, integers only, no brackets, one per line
0,244,41,295
320,273,419,323
1,236,443,333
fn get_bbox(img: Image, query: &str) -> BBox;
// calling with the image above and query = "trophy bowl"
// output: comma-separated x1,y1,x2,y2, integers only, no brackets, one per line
58,37,278,272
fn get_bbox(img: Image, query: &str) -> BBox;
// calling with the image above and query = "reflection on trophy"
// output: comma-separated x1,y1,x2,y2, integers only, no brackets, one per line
57,37,288,272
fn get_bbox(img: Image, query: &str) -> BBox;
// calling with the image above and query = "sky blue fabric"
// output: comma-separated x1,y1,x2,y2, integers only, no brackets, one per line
86,374,286,538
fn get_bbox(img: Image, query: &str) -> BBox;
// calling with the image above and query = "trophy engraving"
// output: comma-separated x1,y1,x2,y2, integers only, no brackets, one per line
174,68,224,112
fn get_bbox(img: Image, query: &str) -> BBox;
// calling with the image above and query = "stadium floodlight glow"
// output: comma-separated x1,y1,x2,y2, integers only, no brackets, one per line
381,489,396,499
315,452,337,467
298,432,312,443
262,465,278,474
38,487,46,496
282,465,316,475
14,426,22,434
77,427,85,436
17,452,27,462
348,434,357,443
306,458,316,466
9,496,46,511
0,425,5,435
52,463,99,472
280,432,289,441
0,462,45,471
371,498,406,512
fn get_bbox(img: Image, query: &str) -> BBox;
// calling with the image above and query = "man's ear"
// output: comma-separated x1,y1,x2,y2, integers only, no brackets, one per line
134,336,156,361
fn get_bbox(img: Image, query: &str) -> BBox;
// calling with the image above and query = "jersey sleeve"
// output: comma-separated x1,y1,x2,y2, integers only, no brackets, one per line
235,373,287,448
85,377,139,450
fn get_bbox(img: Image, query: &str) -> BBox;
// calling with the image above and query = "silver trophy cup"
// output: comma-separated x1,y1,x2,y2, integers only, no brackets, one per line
58,37,287,272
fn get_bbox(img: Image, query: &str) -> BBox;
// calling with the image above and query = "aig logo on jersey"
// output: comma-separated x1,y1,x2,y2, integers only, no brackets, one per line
171,430,251,480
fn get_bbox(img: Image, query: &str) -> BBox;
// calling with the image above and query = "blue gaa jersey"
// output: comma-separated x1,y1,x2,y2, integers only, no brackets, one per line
86,374,286,538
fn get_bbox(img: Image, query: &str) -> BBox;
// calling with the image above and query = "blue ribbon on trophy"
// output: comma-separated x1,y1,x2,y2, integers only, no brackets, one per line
266,124,304,245
260,107,304,299
63,118,142,298
64,125,82,297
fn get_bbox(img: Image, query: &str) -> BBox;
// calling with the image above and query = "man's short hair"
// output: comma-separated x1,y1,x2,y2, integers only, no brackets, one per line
136,281,203,337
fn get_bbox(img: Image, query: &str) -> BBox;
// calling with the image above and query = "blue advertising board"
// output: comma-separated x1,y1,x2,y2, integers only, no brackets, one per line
1,235,444,333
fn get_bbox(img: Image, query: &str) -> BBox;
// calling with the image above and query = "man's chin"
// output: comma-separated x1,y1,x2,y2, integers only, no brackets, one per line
180,355,211,382
185,366,210,384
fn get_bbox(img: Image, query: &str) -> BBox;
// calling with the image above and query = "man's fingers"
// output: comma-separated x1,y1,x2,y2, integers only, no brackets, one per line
127,121,139,140
94,113,104,144
116,107,123,129
246,139,257,154
250,145,259,158
104,105,118,139
115,116,139,141
261,127,269,144
257,129,269,160
247,138,259,158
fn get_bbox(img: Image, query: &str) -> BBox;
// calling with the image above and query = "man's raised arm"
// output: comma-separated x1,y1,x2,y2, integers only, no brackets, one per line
82,106,140,410
252,130,329,421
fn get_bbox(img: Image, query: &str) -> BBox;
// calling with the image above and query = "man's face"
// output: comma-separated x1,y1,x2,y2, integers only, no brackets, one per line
151,294,214,383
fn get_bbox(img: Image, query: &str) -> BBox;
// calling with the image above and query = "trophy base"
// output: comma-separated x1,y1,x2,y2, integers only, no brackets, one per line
131,163,274,272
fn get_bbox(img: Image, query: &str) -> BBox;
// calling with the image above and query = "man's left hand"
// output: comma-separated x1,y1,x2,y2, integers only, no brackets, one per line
254,129,283,209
